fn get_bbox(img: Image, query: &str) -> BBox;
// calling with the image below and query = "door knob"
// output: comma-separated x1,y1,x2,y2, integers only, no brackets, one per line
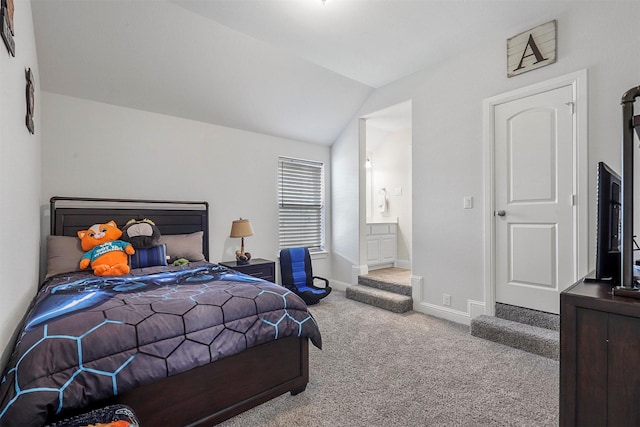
496,210,506,217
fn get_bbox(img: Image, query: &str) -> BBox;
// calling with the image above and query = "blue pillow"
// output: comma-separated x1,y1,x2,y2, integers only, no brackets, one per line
129,244,168,269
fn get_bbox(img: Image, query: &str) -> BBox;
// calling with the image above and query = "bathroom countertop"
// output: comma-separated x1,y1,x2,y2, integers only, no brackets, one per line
366,217,398,225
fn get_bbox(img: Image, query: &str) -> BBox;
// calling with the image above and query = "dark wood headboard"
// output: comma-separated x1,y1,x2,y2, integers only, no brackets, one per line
50,196,210,260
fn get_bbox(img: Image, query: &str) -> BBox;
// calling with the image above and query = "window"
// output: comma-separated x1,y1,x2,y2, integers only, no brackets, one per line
278,156,325,252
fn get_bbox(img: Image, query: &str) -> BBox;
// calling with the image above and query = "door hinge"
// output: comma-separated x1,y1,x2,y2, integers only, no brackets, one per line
565,101,575,114
571,194,577,206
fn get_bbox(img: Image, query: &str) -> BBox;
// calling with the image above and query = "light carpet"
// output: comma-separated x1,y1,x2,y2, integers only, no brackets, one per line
362,267,412,285
219,290,559,427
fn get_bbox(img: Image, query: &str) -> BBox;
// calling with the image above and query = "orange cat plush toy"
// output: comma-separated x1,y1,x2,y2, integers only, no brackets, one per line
78,221,135,276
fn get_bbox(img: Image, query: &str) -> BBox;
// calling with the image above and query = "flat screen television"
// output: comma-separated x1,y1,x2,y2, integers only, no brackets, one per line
594,161,622,283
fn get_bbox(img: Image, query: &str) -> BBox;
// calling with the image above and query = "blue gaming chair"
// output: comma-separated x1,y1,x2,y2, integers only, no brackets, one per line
279,247,331,305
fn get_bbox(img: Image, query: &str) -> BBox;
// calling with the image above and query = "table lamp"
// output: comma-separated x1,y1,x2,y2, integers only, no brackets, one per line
230,218,254,264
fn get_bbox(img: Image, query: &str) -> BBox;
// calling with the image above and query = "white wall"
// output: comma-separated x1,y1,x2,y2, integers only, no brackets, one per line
332,2,640,323
0,0,41,368
40,93,332,281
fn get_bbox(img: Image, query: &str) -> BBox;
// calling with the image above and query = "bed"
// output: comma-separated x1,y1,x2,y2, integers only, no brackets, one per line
0,197,322,427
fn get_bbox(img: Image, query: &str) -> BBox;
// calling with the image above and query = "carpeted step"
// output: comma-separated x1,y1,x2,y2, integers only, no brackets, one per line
357,275,412,296
470,315,559,360
346,284,413,313
495,303,559,331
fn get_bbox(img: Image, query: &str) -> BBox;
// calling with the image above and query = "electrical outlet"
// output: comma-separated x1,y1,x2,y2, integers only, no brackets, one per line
443,293,451,306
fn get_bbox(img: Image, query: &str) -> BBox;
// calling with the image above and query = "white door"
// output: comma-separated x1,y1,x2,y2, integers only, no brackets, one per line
494,84,575,314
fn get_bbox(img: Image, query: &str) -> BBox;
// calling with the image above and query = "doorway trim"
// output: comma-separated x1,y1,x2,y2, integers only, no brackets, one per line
482,69,588,316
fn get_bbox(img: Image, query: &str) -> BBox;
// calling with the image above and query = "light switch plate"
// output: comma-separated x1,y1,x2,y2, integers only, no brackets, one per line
463,196,473,209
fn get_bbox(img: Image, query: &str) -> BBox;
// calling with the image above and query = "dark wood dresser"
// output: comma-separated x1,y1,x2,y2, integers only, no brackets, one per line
560,278,640,426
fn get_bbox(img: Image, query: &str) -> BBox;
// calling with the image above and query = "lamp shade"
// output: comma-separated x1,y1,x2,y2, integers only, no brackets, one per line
230,218,254,238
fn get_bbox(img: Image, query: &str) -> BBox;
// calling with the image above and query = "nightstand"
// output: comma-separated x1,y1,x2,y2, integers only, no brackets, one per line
219,258,275,282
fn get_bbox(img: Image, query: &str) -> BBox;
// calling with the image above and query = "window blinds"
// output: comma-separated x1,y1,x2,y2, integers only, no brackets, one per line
278,157,324,252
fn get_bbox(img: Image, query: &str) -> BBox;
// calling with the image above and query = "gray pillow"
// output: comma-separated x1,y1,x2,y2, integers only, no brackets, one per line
159,231,205,262
45,235,84,279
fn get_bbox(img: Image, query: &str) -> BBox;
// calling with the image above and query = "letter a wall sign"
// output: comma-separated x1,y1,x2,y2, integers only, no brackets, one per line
507,20,557,77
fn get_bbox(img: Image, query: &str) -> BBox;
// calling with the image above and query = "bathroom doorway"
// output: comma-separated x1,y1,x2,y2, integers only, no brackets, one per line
363,101,412,278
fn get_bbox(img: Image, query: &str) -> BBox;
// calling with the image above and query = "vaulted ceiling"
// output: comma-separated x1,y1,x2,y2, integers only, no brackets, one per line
31,0,574,145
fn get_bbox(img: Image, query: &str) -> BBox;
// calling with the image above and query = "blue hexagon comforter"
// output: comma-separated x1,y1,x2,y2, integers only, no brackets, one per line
0,262,322,427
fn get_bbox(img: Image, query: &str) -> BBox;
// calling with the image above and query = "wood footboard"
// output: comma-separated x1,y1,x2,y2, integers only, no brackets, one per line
113,336,309,426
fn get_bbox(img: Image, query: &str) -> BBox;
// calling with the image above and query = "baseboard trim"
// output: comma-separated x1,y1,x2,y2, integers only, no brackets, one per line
352,265,368,285
340,274,486,324
395,259,411,270
414,302,472,325
468,300,486,319
412,300,486,326
330,279,351,292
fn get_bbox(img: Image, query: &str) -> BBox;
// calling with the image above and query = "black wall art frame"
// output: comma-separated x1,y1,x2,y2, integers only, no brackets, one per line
26,68,34,134
1,0,14,56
